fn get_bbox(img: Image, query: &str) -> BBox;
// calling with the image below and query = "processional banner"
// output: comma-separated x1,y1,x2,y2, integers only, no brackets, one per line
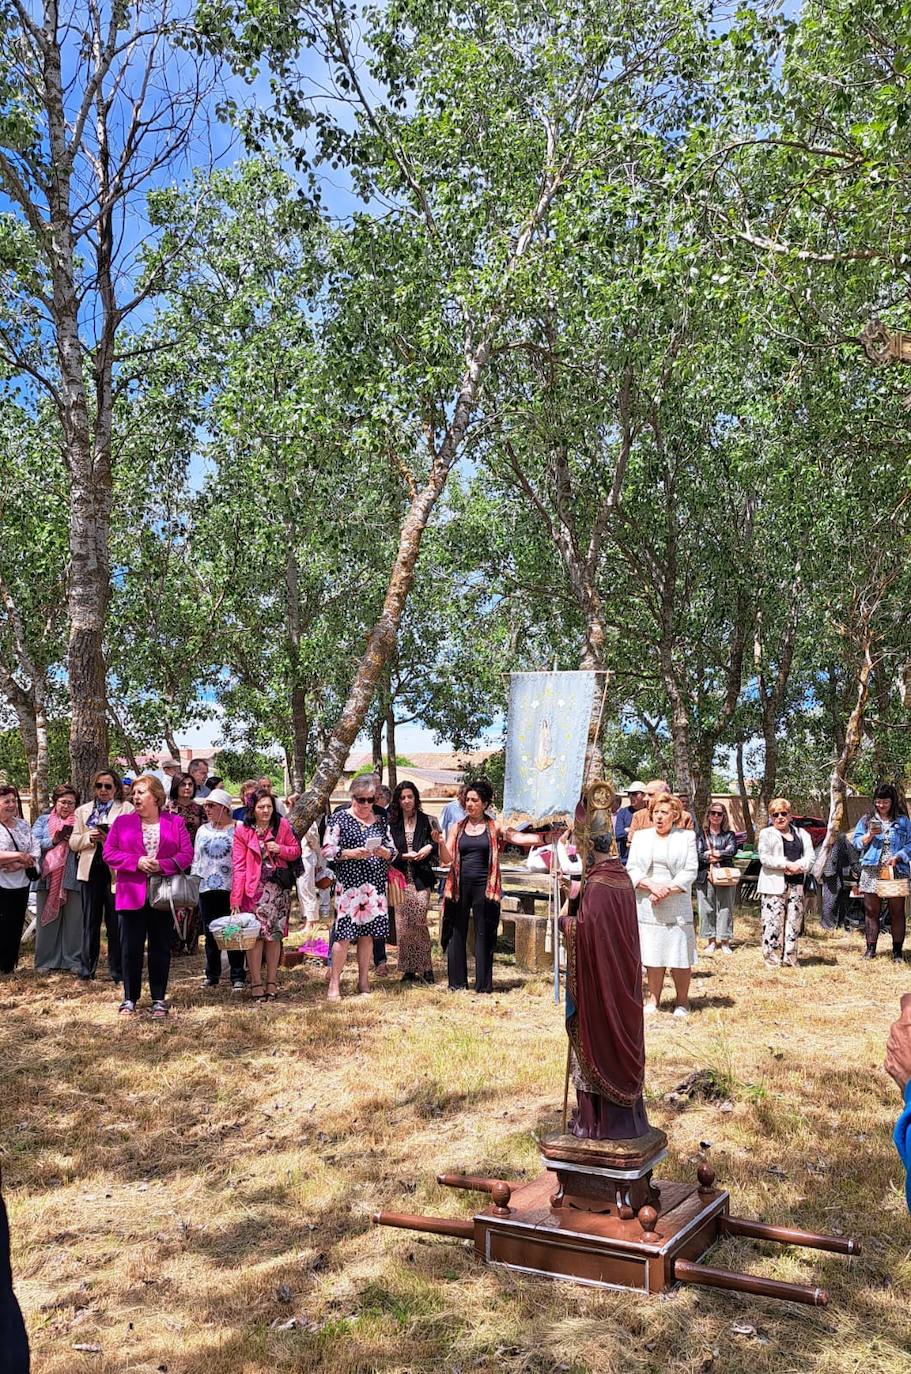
502,671,598,827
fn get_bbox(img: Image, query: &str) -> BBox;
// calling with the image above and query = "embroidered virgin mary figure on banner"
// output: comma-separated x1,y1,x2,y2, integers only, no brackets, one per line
502,672,597,827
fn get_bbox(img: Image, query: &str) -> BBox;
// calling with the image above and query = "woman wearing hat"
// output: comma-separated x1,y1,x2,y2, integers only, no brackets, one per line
193,789,246,991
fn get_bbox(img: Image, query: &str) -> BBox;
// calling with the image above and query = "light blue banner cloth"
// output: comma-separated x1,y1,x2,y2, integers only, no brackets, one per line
502,672,597,826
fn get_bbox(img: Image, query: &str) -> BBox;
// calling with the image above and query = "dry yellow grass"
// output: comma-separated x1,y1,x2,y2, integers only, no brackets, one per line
3,908,911,1373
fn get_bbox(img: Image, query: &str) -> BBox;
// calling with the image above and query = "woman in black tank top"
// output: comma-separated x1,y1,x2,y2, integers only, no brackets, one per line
442,781,540,992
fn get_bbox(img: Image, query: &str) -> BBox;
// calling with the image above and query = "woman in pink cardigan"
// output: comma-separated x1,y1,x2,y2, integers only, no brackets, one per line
103,775,193,1017
231,788,301,1000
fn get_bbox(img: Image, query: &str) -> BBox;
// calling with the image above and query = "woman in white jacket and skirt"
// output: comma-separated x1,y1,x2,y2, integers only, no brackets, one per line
627,794,699,1017
756,798,814,968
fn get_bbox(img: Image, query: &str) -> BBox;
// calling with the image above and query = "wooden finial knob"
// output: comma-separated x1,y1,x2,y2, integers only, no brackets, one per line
638,1205,659,1241
491,1181,511,1216
697,1163,716,1192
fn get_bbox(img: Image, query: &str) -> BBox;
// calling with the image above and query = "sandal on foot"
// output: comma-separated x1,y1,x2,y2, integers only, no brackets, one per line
117,999,136,1017
151,1000,169,1019
326,987,342,1002
265,981,278,1001
250,982,265,1001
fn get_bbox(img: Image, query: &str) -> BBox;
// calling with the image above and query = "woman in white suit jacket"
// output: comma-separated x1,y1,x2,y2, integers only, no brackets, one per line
627,794,699,1016
756,797,814,967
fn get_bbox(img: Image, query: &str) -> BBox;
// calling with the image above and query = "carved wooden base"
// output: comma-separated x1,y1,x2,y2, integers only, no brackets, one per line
540,1129,668,1215
374,1160,856,1305
473,1172,726,1293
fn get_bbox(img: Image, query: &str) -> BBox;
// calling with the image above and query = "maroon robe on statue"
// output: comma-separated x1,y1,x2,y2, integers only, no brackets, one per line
561,856,650,1141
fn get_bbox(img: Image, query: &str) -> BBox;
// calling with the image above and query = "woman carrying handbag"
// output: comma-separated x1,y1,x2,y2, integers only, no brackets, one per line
230,788,301,1001
102,776,193,1017
695,802,739,955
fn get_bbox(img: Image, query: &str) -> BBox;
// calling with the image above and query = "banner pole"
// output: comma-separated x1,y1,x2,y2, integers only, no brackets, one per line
552,836,561,1003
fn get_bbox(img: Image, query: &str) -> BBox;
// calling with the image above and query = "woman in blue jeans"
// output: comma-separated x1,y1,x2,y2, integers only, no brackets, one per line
695,802,738,955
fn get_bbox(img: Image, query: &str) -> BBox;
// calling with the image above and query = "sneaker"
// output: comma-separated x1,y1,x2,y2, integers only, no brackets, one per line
719,943,733,955
200,976,218,988
150,1000,169,1018
117,999,135,1016
374,961,389,979
672,1004,690,1018
643,999,658,1016
892,948,905,963
231,981,246,994
704,941,717,956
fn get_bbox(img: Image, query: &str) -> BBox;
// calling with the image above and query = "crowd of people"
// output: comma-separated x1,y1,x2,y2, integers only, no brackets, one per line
1,758,910,1018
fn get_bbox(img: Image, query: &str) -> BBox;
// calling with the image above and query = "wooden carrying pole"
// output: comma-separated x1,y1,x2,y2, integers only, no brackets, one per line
673,1258,828,1306
373,1211,474,1239
720,1215,859,1255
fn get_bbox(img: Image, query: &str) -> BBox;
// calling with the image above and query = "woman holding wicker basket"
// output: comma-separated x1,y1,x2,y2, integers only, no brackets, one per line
852,784,911,962
193,788,247,992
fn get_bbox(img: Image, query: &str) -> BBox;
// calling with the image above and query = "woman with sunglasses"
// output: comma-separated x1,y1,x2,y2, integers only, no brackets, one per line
322,776,395,1000
852,783,911,961
70,768,133,983
695,801,738,955
756,798,815,967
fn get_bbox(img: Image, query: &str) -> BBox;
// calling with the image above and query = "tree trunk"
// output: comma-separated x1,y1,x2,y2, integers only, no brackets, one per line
284,539,308,793
736,741,755,845
163,725,179,758
0,667,48,815
371,715,384,778
665,683,691,794
815,631,875,877
758,728,779,828
34,705,49,813
289,683,309,793
692,746,713,821
385,707,398,789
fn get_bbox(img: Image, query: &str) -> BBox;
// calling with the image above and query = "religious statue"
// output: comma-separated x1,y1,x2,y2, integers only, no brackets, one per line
561,778,652,1141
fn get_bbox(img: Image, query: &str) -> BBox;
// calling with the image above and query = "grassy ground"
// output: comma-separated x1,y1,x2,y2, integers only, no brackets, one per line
3,907,911,1374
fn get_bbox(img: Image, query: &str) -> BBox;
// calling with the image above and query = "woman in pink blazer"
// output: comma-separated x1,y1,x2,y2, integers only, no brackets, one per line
103,775,193,1017
231,788,301,1000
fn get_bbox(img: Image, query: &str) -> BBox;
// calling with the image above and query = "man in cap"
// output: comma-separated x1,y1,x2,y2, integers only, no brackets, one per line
614,782,647,865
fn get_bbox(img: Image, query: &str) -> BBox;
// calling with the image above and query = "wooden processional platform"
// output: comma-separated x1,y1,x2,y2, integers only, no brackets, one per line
374,1132,858,1305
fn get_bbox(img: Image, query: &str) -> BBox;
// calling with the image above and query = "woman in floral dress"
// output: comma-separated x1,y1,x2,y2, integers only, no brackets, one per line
323,776,395,1000
231,789,301,1000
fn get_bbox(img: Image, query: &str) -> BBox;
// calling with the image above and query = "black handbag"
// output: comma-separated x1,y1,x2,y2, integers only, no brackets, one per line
271,865,294,891
1,823,39,882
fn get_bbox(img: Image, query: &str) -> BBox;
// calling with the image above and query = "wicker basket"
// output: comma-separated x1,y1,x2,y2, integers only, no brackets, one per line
877,876,910,899
209,915,260,951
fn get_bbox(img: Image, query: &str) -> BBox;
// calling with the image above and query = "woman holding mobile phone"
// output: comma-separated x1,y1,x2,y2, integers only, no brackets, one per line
33,784,82,972
322,776,395,1000
71,768,133,983
388,781,449,984
853,784,911,961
